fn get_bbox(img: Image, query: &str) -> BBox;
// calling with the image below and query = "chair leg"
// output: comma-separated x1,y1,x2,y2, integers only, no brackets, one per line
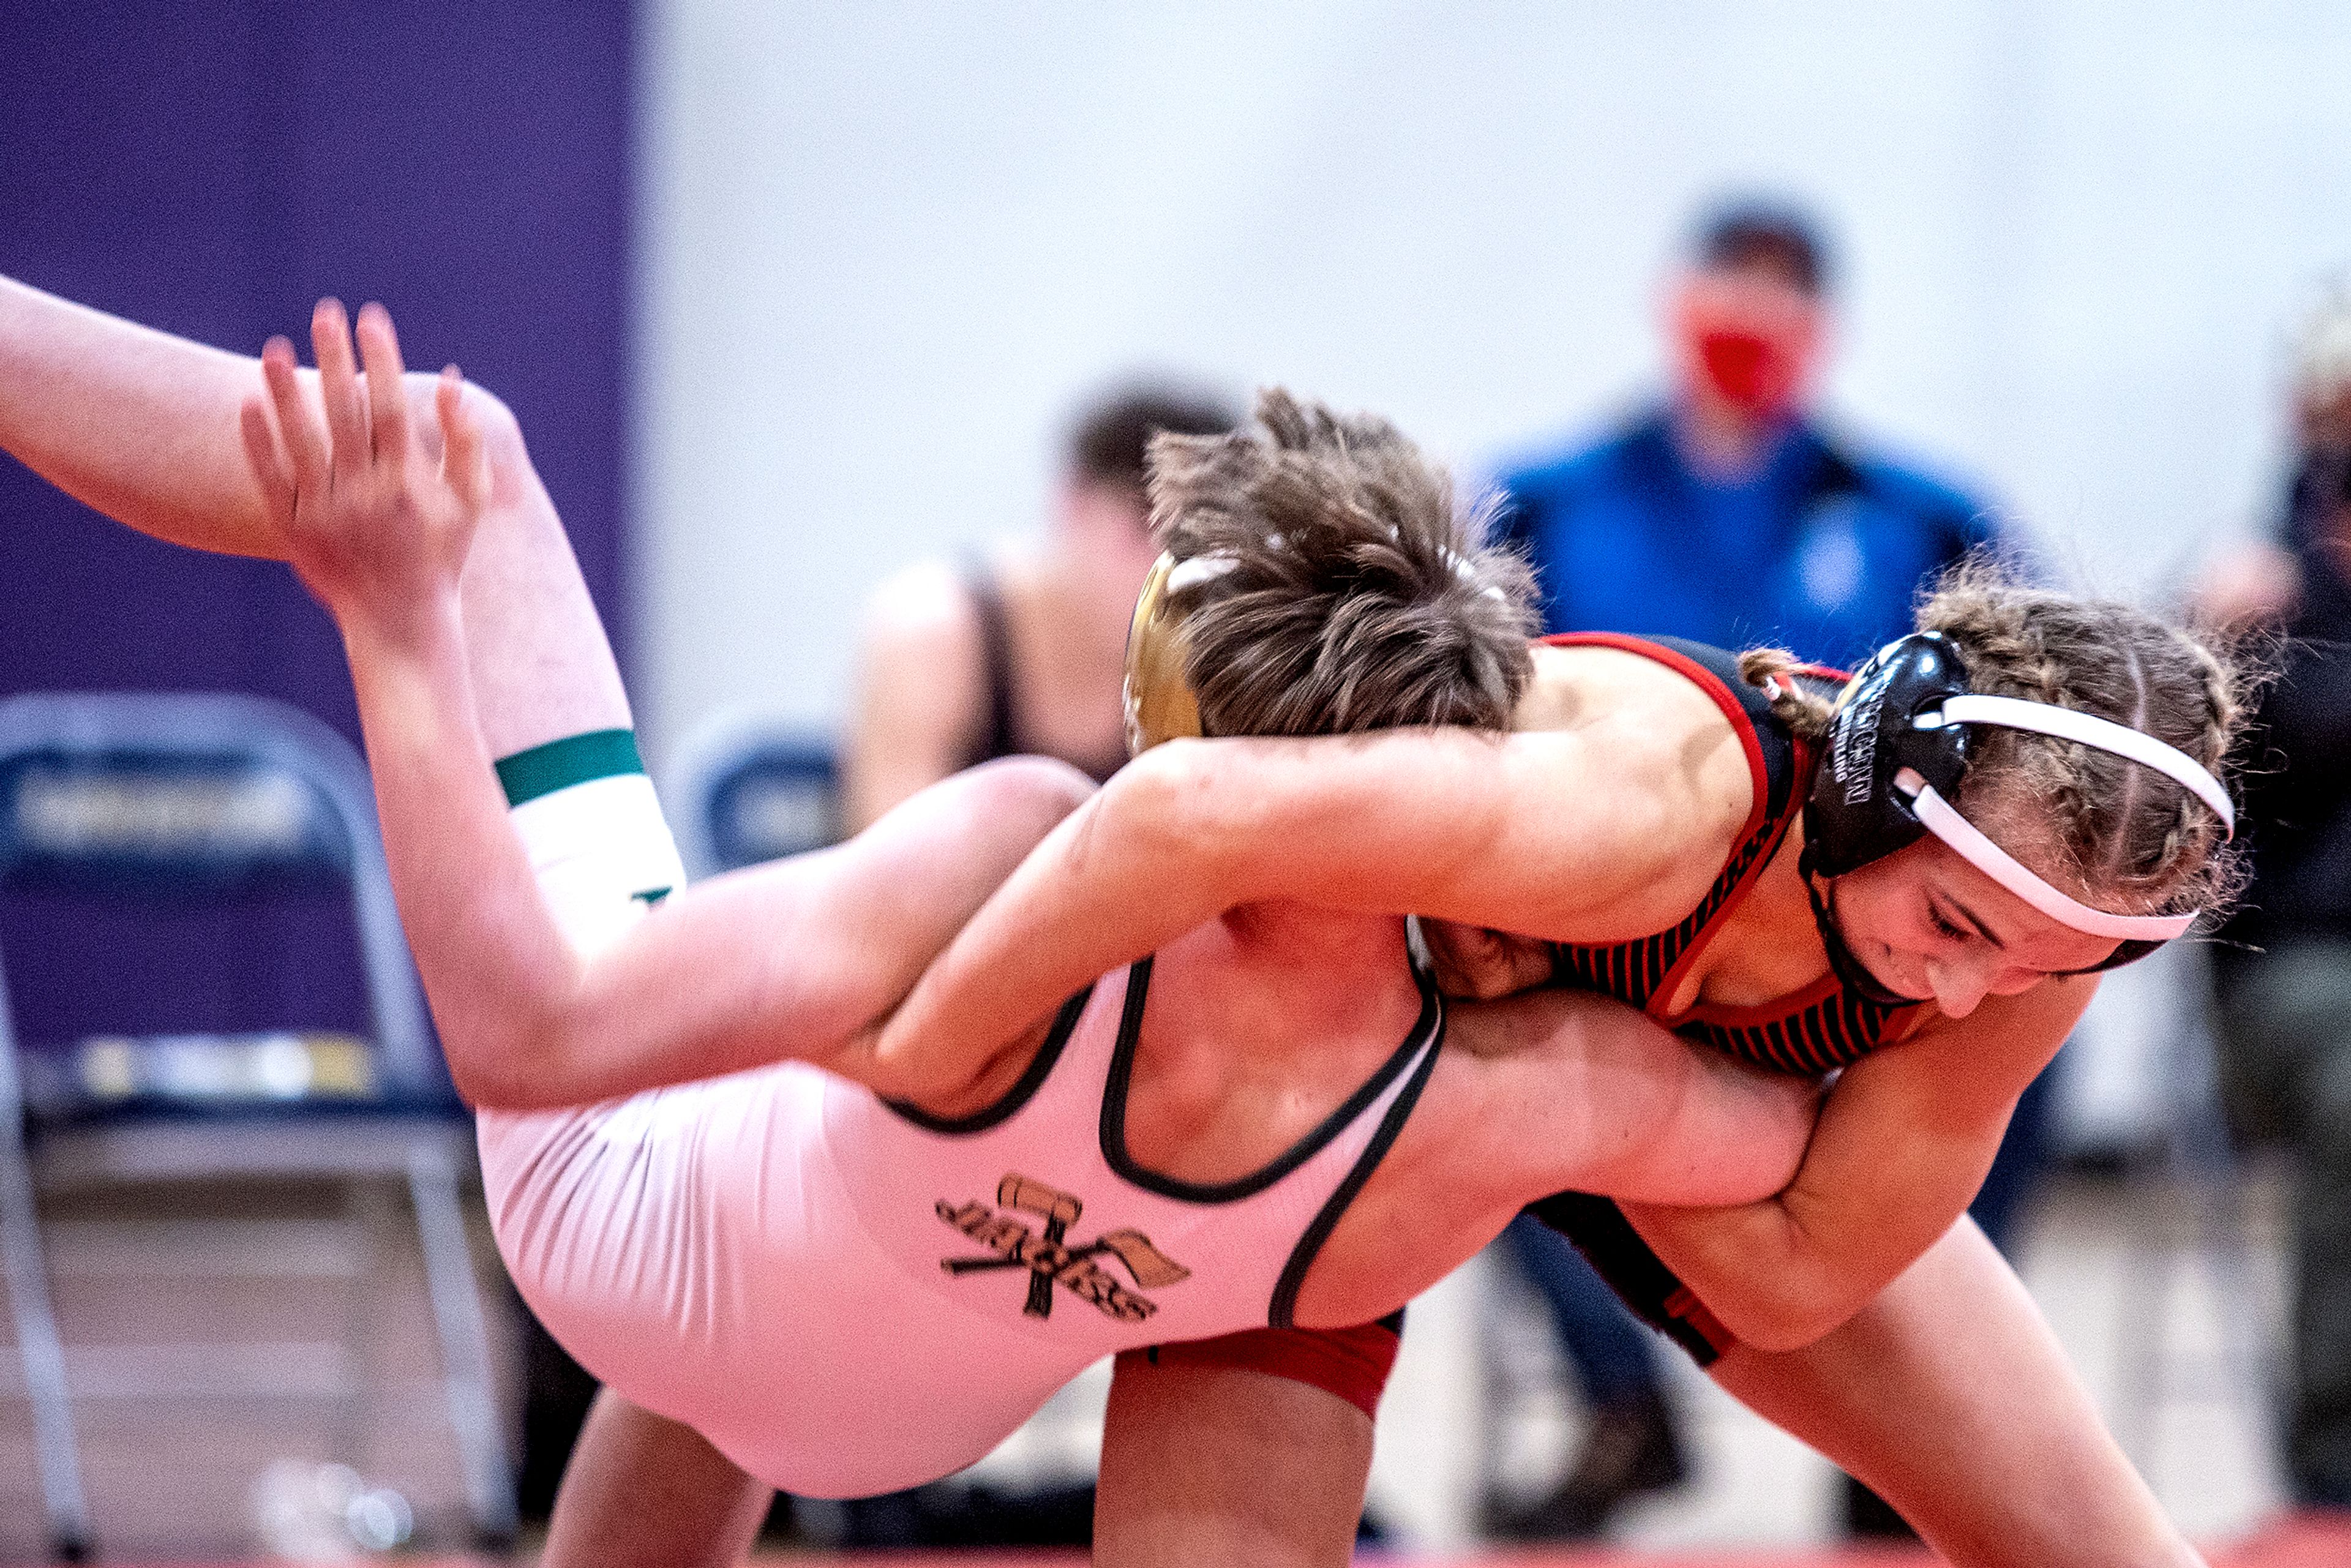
336,1180,394,1466
407,1139,518,1546
0,1130,93,1561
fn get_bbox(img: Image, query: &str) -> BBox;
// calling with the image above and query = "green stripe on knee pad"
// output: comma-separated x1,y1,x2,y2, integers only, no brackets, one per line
496,729,646,807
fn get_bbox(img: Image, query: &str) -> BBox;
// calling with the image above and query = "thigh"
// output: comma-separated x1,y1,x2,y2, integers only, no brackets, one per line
542,1390,771,1568
1097,1351,1372,1568
1706,1219,2194,1568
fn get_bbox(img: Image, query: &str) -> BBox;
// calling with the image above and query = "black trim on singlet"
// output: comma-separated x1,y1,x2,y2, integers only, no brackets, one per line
1648,637,1798,820
883,984,1095,1135
1267,999,1444,1329
964,563,1125,783
1543,636,1913,1076
966,563,1022,770
1100,955,1445,1204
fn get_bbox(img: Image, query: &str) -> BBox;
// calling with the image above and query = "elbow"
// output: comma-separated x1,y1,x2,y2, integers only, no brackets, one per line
440,1011,576,1112
1707,1277,1858,1355
1089,743,1226,877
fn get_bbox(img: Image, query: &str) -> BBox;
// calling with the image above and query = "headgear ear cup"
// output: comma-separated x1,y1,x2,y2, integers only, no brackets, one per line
1122,552,1206,756
1802,632,1974,878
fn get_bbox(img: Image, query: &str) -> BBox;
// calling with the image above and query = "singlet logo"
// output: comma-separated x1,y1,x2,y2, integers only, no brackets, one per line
937,1172,1191,1323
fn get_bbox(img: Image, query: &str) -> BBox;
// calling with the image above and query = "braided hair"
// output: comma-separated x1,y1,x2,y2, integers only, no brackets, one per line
1914,560,2248,916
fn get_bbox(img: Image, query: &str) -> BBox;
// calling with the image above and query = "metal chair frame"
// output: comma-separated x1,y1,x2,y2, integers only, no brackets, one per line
0,692,516,1560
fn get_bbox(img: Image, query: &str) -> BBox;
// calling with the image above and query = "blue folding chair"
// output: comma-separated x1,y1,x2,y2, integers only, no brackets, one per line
667,716,842,876
0,692,516,1560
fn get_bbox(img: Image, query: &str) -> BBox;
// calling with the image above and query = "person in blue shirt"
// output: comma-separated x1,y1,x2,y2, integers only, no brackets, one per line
1492,205,1996,670
1483,199,2025,1542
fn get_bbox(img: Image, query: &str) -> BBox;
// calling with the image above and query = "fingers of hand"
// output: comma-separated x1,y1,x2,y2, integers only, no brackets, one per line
260,336,329,498
437,367,487,514
238,397,297,523
355,302,410,471
310,298,369,478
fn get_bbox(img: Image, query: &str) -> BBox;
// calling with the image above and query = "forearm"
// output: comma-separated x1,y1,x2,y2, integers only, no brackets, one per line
1622,995,2077,1352
1622,1099,1999,1351
1711,1219,2198,1568
0,274,285,557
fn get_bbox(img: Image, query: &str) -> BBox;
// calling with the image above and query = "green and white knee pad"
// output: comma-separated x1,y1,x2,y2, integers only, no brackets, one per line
498,729,688,961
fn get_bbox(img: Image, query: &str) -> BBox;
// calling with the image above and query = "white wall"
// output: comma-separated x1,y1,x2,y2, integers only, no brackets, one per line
635,0,2351,755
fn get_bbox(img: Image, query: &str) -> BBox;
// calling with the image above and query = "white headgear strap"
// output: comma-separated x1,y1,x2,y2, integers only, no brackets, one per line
1916,694,2235,838
1895,773,2199,940
1895,693,2232,940
1892,691,2231,941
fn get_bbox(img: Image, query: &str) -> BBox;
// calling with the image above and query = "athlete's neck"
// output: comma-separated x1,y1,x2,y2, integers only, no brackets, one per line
1681,823,1832,1011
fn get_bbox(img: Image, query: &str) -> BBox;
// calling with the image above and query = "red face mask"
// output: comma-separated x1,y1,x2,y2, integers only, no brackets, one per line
1695,327,1801,417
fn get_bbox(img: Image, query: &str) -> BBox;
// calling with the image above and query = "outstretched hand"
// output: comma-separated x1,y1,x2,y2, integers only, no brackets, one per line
239,298,486,634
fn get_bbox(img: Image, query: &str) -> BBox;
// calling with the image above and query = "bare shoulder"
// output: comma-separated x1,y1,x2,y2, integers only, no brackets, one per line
862,557,983,655
1500,643,1761,930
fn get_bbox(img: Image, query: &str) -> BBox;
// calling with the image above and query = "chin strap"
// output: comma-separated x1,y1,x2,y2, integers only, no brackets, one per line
1799,847,1930,1008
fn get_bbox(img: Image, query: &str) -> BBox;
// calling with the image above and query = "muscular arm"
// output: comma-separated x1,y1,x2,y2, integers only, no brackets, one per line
1461,988,1819,1210
877,702,1751,1079
1623,976,2093,1351
1710,1217,2200,1567
0,273,291,557
348,592,1082,1109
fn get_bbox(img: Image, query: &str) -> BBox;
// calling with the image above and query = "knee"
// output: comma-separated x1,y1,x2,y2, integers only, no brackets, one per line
402,370,528,477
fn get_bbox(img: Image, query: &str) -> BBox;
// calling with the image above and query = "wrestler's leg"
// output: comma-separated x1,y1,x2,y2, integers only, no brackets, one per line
0,276,622,755
540,1392,770,1568
1097,1352,1371,1568
1707,1217,2199,1568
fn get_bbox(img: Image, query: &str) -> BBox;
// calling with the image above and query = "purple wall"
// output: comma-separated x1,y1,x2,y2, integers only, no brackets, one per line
0,1,634,1043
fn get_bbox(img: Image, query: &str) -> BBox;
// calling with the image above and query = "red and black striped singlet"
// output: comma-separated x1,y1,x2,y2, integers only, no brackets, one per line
1543,634,1918,1077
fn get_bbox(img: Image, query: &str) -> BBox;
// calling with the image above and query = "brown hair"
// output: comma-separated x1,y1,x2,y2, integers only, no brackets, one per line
1144,389,1538,738
1744,557,2251,915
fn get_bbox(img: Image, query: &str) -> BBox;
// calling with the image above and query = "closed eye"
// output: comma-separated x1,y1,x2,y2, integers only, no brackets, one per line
1927,904,1969,943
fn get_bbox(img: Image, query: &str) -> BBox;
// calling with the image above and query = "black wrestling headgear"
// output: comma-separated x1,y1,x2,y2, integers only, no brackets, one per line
1798,631,2237,984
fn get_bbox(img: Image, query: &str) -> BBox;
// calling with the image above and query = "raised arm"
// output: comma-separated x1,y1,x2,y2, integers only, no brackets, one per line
876,694,1754,1077
1622,975,2092,1351
254,303,1086,1112
1,275,631,759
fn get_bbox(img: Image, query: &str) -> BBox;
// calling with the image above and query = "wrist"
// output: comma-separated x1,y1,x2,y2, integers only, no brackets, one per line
336,583,461,659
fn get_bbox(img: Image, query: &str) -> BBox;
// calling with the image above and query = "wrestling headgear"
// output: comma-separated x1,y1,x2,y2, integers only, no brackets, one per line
1801,631,2235,975
1122,552,1210,755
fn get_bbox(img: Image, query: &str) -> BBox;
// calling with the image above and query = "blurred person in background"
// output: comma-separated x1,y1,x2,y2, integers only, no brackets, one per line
843,384,1238,832
2195,285,2351,1519
1482,197,2033,1540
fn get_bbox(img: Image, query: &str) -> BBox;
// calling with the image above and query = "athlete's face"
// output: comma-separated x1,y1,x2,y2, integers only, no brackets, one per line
1825,836,2121,1018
